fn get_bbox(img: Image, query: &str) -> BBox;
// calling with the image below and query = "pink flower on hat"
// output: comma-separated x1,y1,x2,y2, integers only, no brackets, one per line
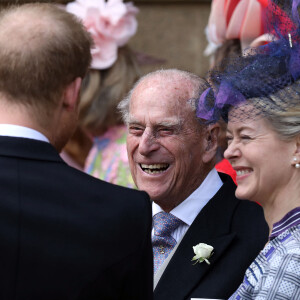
66,0,138,69
100,0,138,46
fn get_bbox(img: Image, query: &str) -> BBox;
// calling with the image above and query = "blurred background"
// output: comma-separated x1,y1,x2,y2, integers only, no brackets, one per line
0,0,212,76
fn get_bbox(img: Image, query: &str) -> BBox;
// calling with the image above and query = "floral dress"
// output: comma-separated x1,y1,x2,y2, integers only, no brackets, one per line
85,125,136,188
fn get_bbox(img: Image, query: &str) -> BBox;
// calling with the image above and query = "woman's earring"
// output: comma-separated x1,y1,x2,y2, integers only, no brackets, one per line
292,157,300,168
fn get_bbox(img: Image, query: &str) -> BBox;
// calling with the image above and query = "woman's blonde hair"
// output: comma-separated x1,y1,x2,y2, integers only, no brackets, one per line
250,80,300,140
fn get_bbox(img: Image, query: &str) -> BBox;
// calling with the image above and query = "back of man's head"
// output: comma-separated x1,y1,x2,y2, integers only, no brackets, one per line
0,3,92,122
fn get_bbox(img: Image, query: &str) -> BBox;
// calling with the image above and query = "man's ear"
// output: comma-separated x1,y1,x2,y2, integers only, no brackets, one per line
62,77,82,111
202,123,220,164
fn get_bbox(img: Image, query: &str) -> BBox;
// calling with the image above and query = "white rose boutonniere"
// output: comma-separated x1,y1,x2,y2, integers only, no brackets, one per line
192,243,214,265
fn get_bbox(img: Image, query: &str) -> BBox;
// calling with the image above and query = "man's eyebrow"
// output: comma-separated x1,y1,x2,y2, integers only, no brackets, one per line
127,118,183,126
156,120,182,128
127,118,142,125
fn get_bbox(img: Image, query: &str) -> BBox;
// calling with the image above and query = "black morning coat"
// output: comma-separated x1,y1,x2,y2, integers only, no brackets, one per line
0,136,153,300
154,172,269,300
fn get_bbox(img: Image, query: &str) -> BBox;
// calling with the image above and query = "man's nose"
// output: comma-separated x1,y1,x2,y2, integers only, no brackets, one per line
138,129,159,156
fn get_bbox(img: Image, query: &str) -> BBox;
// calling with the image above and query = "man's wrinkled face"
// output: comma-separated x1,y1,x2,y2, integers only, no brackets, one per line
126,78,209,211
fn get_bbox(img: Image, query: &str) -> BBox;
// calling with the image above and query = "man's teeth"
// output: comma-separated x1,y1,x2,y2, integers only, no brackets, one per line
141,164,168,169
140,163,169,174
236,169,252,176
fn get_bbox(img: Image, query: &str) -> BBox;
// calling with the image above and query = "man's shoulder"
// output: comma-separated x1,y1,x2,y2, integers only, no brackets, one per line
230,199,268,243
65,165,150,206
54,165,152,240
234,198,265,219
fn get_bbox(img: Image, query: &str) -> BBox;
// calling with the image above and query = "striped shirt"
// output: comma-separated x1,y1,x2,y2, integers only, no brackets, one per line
270,207,300,239
229,207,300,300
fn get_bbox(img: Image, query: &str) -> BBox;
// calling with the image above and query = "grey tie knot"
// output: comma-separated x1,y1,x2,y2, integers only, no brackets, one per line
153,212,183,236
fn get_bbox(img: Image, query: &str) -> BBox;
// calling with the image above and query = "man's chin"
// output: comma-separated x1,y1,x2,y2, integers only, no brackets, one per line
148,192,169,207
136,181,163,197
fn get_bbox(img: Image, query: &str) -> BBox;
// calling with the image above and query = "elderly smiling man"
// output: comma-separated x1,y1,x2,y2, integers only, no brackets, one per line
119,69,269,300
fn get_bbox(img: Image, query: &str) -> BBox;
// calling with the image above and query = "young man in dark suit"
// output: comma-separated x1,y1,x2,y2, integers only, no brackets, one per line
119,69,269,300
0,4,152,299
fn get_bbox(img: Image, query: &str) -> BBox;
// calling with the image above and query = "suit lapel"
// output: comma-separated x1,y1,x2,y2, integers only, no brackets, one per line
154,174,239,300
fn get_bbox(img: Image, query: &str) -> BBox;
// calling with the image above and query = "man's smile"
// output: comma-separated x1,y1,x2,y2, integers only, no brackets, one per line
140,163,170,174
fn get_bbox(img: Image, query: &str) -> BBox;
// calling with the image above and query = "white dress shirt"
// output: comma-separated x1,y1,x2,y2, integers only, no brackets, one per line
0,124,49,143
152,168,223,242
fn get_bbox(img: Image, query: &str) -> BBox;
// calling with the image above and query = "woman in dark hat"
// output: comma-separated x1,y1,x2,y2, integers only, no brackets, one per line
198,1,300,298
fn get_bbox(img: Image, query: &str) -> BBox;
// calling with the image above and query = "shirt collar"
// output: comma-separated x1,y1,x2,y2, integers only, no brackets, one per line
152,168,223,225
269,206,300,240
0,124,49,143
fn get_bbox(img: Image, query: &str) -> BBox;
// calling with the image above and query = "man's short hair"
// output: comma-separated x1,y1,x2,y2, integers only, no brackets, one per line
0,3,92,114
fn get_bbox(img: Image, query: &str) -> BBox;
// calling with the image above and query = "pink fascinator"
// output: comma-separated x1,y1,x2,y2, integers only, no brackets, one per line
66,0,139,69
205,0,269,55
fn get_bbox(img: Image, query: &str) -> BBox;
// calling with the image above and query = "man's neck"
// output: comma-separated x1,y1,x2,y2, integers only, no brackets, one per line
0,100,52,143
